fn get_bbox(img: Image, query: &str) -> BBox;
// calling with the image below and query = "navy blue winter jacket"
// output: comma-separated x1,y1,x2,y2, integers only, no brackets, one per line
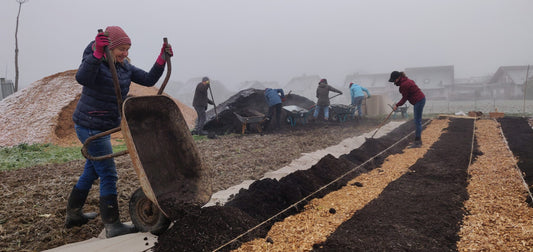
264,88,284,107
73,42,164,130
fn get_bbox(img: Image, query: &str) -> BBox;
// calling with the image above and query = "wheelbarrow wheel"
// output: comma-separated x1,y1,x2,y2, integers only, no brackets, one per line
129,187,170,236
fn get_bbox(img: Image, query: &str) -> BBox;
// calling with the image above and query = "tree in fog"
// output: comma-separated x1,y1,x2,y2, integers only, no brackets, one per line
14,0,28,92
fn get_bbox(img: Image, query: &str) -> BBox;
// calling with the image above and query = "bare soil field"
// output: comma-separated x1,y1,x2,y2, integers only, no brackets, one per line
0,118,380,251
1,116,533,252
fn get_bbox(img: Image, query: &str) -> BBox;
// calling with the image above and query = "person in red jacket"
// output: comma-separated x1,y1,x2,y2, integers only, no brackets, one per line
389,71,426,148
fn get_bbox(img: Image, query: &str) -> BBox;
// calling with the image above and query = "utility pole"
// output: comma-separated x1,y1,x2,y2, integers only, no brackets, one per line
523,65,530,116
14,0,28,92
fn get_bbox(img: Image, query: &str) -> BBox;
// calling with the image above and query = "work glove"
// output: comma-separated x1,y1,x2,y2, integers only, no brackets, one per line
156,42,173,66
93,32,109,59
281,97,287,102
367,95,371,99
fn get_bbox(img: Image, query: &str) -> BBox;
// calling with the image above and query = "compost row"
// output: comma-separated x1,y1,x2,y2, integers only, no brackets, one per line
498,117,533,192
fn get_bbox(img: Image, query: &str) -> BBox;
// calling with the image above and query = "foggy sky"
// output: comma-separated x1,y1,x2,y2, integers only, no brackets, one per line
1,0,532,90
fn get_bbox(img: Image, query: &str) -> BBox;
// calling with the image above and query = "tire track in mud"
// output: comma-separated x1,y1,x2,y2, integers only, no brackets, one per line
155,120,426,251
313,118,474,251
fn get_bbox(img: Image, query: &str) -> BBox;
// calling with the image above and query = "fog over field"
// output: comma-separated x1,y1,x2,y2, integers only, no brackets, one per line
1,0,532,91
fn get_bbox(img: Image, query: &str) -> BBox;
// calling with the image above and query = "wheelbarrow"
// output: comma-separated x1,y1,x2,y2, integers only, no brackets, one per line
330,104,356,123
388,104,409,119
233,109,266,134
81,34,212,235
282,105,309,127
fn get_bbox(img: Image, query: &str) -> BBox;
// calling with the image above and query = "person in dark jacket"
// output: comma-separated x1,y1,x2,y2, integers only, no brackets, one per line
389,71,426,148
67,26,172,238
313,78,342,121
192,76,214,135
264,88,285,131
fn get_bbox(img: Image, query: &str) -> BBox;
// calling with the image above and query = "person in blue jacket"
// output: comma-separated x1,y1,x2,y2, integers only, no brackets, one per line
349,82,371,119
66,26,172,238
264,88,285,131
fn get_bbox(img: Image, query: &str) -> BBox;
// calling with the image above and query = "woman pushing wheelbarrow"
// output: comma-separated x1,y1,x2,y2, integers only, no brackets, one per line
65,26,173,238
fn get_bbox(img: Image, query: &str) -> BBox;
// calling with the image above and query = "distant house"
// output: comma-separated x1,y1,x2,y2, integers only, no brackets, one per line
487,65,531,99
345,72,395,100
450,75,491,101
0,78,15,100
405,65,454,100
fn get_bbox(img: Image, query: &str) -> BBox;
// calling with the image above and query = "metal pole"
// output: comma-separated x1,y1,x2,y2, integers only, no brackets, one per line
523,65,530,116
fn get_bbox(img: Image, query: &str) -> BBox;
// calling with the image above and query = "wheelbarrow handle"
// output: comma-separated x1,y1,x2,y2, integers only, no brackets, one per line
81,126,129,161
98,29,123,115
157,37,172,95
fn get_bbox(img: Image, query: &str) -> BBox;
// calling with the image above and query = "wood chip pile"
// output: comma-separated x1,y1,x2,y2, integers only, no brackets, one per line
0,70,196,147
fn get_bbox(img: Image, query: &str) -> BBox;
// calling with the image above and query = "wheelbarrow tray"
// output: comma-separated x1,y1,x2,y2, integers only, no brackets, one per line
233,109,266,124
121,95,212,216
282,105,309,116
233,109,266,134
330,104,355,114
282,105,310,126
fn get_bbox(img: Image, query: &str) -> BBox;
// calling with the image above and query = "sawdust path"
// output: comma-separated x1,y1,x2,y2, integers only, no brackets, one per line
457,119,533,251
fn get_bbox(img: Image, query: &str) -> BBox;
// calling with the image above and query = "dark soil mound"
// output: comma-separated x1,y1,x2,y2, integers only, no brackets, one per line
202,88,360,134
203,88,315,134
155,119,422,251
154,206,265,252
313,118,475,251
498,117,533,191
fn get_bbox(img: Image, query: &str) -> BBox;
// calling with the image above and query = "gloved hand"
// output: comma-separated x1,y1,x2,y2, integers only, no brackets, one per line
281,97,287,102
367,95,371,99
156,42,173,66
93,32,109,59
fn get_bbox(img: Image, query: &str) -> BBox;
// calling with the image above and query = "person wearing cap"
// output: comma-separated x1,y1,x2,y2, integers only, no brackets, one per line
192,77,214,135
313,78,343,121
388,71,426,148
264,88,285,131
68,26,173,238
349,82,371,119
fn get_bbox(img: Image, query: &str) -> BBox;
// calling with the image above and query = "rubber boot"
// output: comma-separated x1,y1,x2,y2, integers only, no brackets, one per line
409,137,422,148
100,194,137,238
65,186,98,228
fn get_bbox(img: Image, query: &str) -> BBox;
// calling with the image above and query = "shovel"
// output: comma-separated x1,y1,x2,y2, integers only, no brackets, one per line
369,109,394,139
208,85,218,121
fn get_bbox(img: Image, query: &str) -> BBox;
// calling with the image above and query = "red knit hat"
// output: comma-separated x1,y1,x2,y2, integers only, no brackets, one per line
105,26,131,50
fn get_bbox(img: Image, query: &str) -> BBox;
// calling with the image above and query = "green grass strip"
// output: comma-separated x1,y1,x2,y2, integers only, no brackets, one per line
0,143,127,171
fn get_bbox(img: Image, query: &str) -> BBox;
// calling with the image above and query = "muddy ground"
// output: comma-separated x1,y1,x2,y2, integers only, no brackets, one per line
0,117,380,251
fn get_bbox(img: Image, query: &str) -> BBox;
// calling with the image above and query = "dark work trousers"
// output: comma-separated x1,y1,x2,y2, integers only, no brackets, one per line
413,97,426,139
266,103,282,130
194,105,207,132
